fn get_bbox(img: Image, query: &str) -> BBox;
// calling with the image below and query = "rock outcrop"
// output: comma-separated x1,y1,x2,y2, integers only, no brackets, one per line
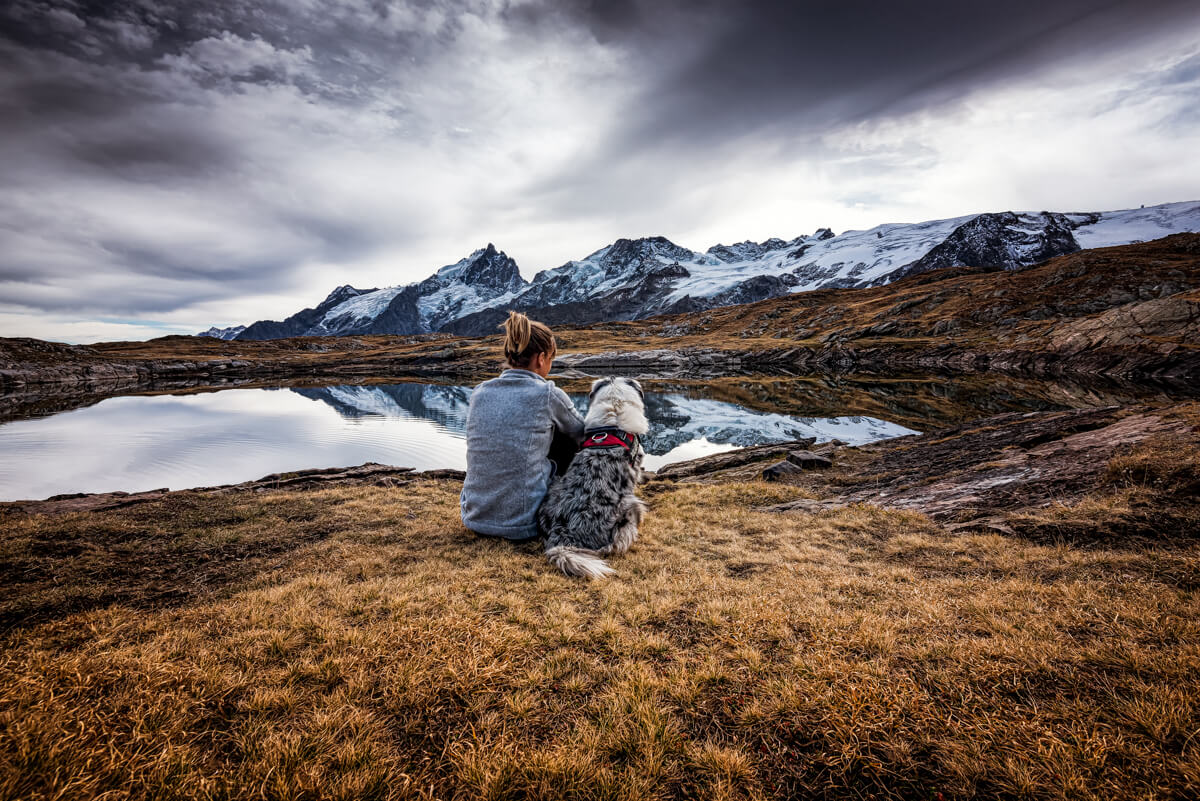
880,211,1081,283
654,438,818,481
652,402,1200,540
759,406,1196,529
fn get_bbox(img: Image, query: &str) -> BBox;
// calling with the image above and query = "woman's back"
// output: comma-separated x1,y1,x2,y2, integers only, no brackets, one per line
460,368,584,540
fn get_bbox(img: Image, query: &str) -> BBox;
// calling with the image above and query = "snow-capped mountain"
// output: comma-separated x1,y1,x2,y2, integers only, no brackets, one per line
440,232,827,335
221,201,1200,340
196,325,246,340
236,244,525,340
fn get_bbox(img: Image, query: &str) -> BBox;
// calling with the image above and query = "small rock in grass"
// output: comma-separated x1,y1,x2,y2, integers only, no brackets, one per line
786,450,833,469
762,460,803,481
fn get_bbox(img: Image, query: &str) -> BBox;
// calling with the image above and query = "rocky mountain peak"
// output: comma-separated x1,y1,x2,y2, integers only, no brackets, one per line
708,236,820,264
196,325,246,340
888,211,1081,283
599,236,700,276
708,240,775,263
319,284,374,311
426,244,524,293
457,244,525,292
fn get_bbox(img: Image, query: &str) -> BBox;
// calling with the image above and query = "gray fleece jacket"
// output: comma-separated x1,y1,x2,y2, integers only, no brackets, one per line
460,368,586,539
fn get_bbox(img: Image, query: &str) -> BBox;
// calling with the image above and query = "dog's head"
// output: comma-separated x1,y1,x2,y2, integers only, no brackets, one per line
588,376,643,403
585,376,648,435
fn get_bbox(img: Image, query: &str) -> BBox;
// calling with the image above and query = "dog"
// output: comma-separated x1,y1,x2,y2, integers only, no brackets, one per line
538,376,649,579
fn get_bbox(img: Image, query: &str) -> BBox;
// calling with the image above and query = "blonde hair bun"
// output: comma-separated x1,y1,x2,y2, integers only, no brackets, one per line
499,310,555,368
502,311,533,355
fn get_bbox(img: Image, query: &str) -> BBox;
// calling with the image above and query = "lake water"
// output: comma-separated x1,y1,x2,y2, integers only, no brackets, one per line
0,380,918,502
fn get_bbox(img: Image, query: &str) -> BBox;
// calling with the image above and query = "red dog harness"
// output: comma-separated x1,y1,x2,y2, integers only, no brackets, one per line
580,427,638,455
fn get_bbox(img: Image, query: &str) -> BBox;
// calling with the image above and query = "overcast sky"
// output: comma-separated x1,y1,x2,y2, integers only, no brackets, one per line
2,0,1199,342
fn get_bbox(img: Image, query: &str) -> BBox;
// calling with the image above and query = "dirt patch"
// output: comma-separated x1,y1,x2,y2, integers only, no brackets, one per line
0,469,466,631
0,493,333,631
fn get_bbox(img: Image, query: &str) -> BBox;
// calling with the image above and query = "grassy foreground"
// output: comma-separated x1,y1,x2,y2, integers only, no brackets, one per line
2,476,1199,800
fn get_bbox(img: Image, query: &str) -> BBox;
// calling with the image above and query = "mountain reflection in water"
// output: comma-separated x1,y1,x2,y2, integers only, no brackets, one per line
0,381,914,501
291,383,915,457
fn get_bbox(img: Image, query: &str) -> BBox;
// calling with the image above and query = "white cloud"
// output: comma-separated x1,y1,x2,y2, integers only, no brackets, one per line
0,311,194,344
160,32,314,80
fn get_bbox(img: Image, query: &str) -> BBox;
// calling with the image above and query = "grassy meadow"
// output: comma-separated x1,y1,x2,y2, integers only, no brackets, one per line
3,471,1199,800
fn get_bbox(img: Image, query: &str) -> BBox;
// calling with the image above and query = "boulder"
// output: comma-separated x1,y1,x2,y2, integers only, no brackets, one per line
762,460,804,481
786,450,833,469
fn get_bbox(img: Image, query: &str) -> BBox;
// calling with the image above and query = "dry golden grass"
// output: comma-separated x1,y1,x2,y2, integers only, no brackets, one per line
2,478,1199,800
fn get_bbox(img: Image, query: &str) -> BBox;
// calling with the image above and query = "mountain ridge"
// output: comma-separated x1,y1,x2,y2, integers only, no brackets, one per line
200,201,1200,340
10,233,1199,393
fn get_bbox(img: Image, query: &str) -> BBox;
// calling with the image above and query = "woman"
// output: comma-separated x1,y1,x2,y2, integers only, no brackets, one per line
460,311,585,541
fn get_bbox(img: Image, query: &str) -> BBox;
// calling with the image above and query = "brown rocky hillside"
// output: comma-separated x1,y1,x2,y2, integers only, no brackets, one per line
560,233,1200,377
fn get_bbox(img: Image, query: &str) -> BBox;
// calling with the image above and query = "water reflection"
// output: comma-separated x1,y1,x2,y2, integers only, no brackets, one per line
293,383,914,457
0,388,464,501
4,371,1195,429
0,381,914,501
292,384,473,431
4,370,1195,502
621,373,1200,432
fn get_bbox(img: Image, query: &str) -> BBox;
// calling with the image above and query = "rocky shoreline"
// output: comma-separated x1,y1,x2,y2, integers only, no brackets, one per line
554,338,1200,380
3,315,1197,397
0,334,487,391
2,338,1195,401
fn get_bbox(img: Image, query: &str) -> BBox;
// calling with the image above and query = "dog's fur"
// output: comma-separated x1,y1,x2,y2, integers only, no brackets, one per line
538,377,648,579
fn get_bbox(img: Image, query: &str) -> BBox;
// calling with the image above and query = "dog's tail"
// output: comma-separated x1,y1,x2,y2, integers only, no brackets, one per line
545,545,615,579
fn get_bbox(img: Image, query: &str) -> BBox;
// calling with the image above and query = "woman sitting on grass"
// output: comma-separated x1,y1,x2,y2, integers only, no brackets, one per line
460,311,585,542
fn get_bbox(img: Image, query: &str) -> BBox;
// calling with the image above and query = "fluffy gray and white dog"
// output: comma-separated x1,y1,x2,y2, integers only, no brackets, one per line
538,376,649,579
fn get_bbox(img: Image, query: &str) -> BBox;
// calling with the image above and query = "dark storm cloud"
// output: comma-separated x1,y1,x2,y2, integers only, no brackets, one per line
2,0,450,80
533,0,1200,150
0,0,436,178
0,55,240,180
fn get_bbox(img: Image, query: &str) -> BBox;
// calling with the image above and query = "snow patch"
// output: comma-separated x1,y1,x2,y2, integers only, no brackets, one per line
319,286,405,330
1072,201,1200,249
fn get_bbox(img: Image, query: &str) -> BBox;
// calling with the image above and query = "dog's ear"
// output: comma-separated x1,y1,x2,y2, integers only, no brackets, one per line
626,378,645,400
589,377,613,399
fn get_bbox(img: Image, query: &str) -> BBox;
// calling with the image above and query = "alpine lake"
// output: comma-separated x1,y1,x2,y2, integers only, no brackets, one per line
1,371,1195,502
